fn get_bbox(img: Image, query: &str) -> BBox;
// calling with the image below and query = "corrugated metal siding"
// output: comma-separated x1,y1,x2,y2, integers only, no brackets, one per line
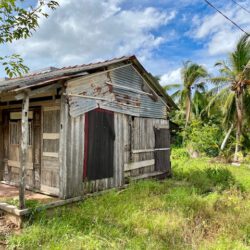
69,98,98,117
66,65,167,119
109,65,166,118
110,64,142,90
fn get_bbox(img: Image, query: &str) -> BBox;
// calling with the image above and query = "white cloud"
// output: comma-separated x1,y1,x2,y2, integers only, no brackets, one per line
191,5,250,56
9,0,176,69
160,67,182,86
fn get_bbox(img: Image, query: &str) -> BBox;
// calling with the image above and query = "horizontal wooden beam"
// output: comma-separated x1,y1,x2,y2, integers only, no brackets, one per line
154,124,169,129
43,106,60,111
10,111,33,120
124,159,155,171
43,152,59,158
132,149,154,154
0,100,61,110
15,83,62,100
132,148,170,154
8,160,33,170
43,133,60,140
106,81,153,96
66,94,140,109
66,93,113,101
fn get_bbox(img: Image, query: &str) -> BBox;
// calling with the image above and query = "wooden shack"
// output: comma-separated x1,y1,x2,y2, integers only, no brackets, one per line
0,55,177,205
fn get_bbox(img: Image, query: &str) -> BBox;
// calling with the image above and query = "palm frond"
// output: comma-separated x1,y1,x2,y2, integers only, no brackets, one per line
210,76,231,85
205,88,230,116
181,61,208,89
230,34,250,74
171,89,181,101
209,82,230,95
163,83,181,92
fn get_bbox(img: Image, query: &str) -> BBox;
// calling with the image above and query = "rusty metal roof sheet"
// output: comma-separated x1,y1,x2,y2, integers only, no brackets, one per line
0,56,131,93
0,55,177,109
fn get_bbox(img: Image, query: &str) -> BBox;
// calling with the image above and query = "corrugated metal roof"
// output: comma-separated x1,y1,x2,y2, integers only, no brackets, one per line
0,55,177,109
0,56,131,93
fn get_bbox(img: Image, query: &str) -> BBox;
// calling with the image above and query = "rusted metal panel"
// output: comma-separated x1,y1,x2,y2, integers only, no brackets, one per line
68,97,98,117
109,65,166,119
66,65,167,119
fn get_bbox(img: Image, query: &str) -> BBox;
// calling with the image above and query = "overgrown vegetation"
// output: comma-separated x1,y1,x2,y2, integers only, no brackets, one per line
5,150,250,250
165,34,250,162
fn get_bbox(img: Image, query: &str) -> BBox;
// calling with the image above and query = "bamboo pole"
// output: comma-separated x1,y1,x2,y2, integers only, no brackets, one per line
19,92,29,209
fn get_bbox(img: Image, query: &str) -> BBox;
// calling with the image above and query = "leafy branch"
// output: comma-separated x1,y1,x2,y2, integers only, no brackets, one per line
0,0,59,77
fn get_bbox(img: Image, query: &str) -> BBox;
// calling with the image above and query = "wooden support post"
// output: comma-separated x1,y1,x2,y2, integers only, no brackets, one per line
19,92,29,209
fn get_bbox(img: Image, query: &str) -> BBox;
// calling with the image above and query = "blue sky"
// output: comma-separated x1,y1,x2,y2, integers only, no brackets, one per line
1,0,250,85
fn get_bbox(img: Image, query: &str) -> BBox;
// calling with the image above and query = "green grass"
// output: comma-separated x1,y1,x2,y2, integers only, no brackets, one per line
6,151,250,250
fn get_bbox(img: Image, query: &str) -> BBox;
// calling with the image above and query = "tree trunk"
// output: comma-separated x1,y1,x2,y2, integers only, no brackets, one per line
185,89,191,128
234,94,243,162
221,123,234,151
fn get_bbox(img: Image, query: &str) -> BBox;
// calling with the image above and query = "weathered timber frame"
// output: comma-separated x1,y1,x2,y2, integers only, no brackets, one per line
19,92,29,209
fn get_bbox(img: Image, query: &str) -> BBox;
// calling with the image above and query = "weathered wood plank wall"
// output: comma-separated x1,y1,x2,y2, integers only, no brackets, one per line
0,98,61,196
0,110,3,180
64,114,85,198
125,117,169,179
60,108,128,198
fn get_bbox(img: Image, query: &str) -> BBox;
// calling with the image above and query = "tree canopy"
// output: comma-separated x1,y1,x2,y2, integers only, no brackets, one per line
0,0,58,77
163,34,250,162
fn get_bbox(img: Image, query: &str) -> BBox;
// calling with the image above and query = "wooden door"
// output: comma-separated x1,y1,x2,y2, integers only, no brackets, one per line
154,127,171,174
40,107,60,195
5,110,40,188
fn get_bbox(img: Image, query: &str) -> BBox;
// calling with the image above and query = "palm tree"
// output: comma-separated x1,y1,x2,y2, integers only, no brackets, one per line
163,61,208,127
208,34,250,161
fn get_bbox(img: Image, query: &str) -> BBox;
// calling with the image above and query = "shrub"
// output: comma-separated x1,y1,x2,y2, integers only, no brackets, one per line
183,119,222,157
171,148,189,161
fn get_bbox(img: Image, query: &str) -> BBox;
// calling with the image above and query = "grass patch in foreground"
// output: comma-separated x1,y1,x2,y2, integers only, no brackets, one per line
6,156,250,250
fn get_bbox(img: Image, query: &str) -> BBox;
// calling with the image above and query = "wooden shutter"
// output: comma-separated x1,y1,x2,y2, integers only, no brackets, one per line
154,128,171,173
84,108,115,181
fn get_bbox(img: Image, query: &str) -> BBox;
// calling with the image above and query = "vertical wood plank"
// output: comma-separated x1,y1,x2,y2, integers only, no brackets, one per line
0,110,3,180
3,111,9,182
33,109,41,189
59,91,68,199
19,92,29,209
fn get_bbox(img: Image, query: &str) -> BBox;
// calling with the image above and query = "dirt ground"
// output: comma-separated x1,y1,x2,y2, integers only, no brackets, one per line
0,183,58,249
0,183,57,204
0,215,19,250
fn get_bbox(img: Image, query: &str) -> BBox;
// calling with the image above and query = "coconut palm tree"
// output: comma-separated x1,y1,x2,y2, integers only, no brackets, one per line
163,61,208,127
208,34,250,161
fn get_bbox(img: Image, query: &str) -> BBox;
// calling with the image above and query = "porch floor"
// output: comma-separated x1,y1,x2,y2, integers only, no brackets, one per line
0,183,58,204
